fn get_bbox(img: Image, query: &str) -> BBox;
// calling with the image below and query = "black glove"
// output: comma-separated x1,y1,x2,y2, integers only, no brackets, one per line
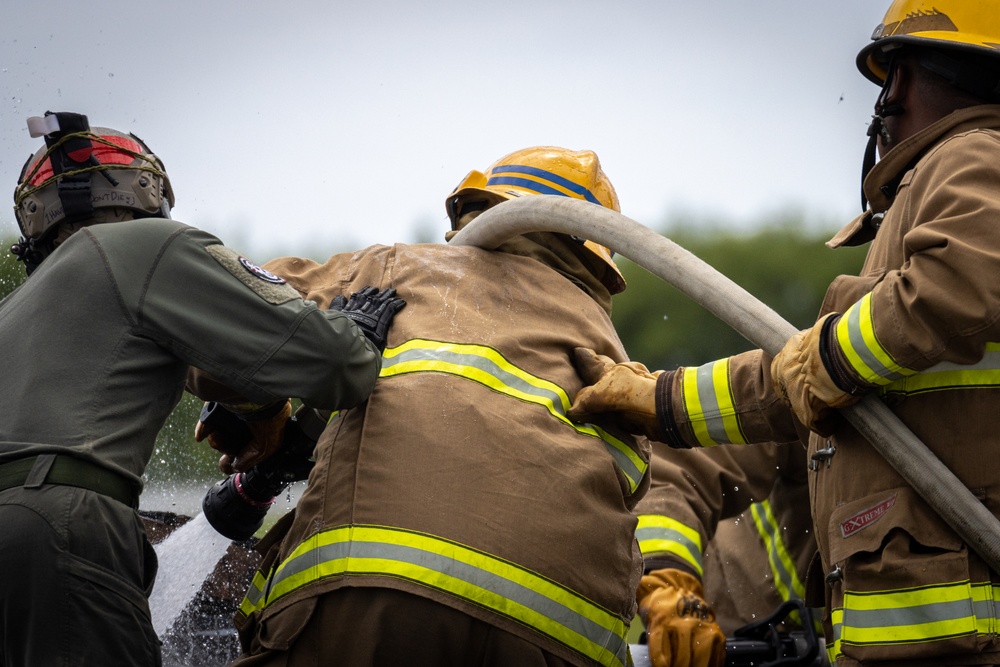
329,286,406,352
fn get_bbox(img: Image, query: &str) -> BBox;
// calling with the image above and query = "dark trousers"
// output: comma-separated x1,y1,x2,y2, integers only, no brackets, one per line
232,586,576,667
0,484,159,667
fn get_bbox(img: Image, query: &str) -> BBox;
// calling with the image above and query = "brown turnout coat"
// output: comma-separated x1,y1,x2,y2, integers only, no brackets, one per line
237,241,649,667
661,106,1000,665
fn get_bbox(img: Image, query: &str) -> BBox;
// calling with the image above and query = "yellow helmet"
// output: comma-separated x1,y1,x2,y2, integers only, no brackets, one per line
857,0,1000,85
446,146,625,294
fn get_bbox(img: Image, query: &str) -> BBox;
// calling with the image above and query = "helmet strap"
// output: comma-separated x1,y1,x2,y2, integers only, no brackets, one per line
37,111,97,223
861,60,905,211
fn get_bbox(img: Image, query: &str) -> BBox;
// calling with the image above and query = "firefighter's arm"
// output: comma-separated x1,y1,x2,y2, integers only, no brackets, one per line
569,348,801,448
187,283,404,473
638,566,725,667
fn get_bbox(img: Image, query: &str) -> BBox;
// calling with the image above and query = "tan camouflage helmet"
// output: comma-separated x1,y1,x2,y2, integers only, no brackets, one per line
13,112,174,242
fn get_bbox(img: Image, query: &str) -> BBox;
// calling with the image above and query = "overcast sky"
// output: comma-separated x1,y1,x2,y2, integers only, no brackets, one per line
3,1,886,261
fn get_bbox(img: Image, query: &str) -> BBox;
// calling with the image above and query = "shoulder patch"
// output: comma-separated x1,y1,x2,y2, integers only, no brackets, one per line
205,244,300,305
238,256,286,284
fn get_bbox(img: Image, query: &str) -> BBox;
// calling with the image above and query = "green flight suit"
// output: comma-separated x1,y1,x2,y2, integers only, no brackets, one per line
0,217,381,667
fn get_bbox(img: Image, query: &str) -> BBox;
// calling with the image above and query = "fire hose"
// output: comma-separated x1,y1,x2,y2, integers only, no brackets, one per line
448,195,1000,574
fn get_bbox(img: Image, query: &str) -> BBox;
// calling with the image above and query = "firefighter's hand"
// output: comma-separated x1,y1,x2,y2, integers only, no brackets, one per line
329,286,406,353
639,568,726,667
195,400,293,474
567,347,662,440
770,313,861,436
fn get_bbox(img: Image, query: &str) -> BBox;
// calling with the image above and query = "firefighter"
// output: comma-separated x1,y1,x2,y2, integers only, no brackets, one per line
694,444,818,638
202,146,649,667
584,349,811,667
634,441,817,655
569,1,1000,665
0,112,402,667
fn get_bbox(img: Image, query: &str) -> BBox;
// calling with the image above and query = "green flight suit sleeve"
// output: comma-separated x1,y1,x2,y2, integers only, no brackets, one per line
101,219,381,409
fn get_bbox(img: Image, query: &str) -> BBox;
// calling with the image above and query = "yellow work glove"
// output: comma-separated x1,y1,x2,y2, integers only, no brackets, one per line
195,399,293,474
639,568,726,667
567,348,663,441
770,313,863,436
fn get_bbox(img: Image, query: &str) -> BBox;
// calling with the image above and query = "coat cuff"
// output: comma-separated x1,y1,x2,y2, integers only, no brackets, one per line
819,313,873,396
655,370,690,448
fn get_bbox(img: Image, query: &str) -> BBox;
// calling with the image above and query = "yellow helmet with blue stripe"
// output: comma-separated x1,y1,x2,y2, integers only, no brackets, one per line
446,146,625,294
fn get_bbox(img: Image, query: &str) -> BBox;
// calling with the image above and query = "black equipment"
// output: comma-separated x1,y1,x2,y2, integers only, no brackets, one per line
631,599,824,667
725,599,822,667
200,402,324,541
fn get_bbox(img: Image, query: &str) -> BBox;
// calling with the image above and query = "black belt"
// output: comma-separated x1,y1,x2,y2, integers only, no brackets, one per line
0,454,138,508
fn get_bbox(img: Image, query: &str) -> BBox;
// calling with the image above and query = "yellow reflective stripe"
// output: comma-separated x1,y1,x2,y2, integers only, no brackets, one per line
635,514,703,577
749,501,825,633
254,524,630,667
826,580,1000,658
681,359,748,447
238,568,271,617
837,294,917,385
380,339,647,493
593,426,646,495
750,501,805,604
972,582,1000,636
827,607,843,662
882,342,1000,395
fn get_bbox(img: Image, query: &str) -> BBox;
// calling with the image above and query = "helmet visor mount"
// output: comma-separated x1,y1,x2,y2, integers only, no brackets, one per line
11,111,174,274
14,113,174,240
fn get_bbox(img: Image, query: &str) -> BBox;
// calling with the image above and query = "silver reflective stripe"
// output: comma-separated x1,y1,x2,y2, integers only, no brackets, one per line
594,426,646,493
882,343,1000,395
635,514,703,576
383,344,566,412
695,363,730,444
845,598,972,629
258,525,630,667
827,581,1000,660
750,501,803,602
681,359,747,446
836,294,916,385
381,339,647,493
243,574,265,610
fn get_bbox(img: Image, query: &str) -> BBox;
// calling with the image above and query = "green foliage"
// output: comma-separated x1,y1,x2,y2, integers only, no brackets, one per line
610,221,868,370
146,392,223,487
0,240,25,299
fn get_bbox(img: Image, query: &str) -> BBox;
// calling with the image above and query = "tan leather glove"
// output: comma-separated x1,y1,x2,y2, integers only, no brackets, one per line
639,568,726,667
770,313,863,436
195,399,293,474
566,347,662,440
